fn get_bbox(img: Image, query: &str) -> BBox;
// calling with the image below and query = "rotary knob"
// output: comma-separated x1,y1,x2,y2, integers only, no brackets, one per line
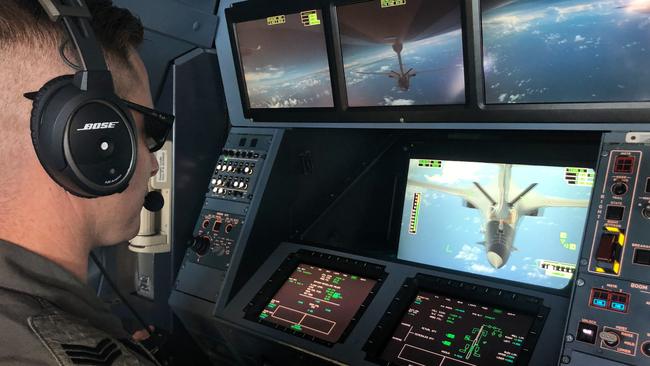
600,331,620,348
189,236,211,256
642,203,650,219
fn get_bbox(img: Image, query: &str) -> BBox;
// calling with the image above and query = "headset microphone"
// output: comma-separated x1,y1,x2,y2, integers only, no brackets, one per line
143,191,164,212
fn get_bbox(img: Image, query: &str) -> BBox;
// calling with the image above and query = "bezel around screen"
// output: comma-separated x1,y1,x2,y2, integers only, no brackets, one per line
243,250,387,346
226,1,338,118
364,274,548,366
336,0,467,108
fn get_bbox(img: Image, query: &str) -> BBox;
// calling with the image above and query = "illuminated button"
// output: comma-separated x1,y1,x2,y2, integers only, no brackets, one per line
217,179,222,185
577,322,598,344
217,188,224,194
592,298,607,308
227,165,233,172
216,164,222,171
211,179,217,185
610,302,626,312
244,167,250,174
212,187,218,193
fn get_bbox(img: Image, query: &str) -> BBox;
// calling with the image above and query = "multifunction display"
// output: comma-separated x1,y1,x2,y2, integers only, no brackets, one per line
259,264,376,343
381,291,534,365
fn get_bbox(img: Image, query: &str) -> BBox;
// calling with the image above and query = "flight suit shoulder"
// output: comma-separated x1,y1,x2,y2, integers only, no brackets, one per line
0,288,156,366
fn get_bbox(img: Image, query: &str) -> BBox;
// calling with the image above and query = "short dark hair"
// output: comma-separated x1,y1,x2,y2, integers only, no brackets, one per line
0,0,144,64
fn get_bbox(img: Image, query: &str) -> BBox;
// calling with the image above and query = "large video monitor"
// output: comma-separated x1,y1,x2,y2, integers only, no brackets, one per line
337,0,465,107
245,250,386,345
482,0,650,104
232,9,334,109
398,159,594,289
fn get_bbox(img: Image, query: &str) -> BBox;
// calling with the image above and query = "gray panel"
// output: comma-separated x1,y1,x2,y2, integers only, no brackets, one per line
113,0,218,47
209,242,570,366
176,261,225,301
138,31,194,101
567,351,633,366
560,132,650,366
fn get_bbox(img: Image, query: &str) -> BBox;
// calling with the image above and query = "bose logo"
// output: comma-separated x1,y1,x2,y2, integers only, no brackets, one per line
77,122,119,131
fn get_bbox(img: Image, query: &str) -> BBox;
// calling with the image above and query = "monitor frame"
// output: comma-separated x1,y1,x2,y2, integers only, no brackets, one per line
363,274,549,366
332,0,470,110
223,0,650,123
225,0,340,119
386,133,599,295
243,249,387,346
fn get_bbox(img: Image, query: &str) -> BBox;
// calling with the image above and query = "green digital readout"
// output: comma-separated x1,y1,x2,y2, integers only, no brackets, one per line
266,15,286,25
300,10,321,26
418,159,442,168
564,167,595,187
381,0,406,8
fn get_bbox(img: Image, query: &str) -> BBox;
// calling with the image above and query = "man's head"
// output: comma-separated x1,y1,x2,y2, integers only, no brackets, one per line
0,1,158,251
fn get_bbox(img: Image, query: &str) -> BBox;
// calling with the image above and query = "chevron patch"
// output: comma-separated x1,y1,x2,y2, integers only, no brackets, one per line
61,338,123,365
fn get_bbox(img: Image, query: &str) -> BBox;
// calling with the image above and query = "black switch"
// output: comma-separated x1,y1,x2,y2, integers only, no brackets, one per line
634,249,650,265
596,233,619,263
577,322,598,344
605,205,625,221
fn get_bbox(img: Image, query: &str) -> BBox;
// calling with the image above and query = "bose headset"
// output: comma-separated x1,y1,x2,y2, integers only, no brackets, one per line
28,0,138,198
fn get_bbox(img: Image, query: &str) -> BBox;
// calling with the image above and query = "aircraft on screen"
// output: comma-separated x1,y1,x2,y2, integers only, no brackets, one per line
408,164,589,269
353,40,448,91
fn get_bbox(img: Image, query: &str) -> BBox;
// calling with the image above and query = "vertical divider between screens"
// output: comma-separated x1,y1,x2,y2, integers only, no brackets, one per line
467,0,482,109
327,3,348,113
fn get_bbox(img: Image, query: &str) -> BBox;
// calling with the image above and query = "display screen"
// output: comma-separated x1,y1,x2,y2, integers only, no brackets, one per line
482,0,650,104
234,10,334,109
380,291,535,365
337,0,465,107
399,159,594,289
258,264,376,343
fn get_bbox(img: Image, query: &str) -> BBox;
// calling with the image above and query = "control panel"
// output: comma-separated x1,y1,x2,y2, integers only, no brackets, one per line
561,132,650,365
206,137,269,203
187,209,244,270
174,131,278,302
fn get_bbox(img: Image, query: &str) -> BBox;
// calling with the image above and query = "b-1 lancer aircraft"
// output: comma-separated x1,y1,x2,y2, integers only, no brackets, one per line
408,164,589,269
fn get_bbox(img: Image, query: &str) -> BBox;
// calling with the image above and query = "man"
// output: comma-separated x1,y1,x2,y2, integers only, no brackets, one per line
0,1,162,364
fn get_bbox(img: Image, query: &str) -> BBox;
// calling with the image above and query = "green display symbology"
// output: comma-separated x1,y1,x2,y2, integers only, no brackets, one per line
564,167,595,187
300,10,321,26
418,159,442,168
381,0,406,8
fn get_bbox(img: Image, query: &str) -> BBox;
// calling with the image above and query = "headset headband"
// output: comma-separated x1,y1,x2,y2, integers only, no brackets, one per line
38,0,113,91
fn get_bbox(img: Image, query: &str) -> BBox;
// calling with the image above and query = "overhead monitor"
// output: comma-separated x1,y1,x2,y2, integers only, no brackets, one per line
233,10,334,109
482,0,650,104
399,159,594,289
337,0,465,107
381,291,535,365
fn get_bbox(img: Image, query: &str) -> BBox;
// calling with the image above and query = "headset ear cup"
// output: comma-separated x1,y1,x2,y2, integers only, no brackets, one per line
30,75,75,156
